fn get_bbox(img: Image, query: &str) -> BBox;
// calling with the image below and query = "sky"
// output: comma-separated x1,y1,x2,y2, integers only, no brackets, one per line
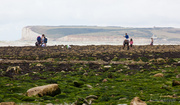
0,0,180,41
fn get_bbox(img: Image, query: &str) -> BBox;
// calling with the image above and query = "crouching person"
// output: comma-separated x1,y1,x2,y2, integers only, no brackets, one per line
35,36,41,47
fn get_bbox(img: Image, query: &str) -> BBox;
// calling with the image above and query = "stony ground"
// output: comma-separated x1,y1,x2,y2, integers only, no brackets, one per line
0,45,180,105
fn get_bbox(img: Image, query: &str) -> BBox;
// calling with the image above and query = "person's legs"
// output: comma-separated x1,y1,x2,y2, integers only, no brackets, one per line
123,41,125,49
127,41,129,50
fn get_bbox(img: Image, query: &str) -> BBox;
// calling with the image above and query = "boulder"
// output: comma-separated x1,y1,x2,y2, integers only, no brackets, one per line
172,80,180,86
0,102,16,105
75,95,98,105
102,79,108,82
86,95,98,99
36,63,44,67
104,65,111,68
157,58,166,63
83,72,88,76
27,84,60,97
86,84,93,89
154,73,164,77
176,74,180,78
6,66,21,74
130,97,147,105
46,58,54,62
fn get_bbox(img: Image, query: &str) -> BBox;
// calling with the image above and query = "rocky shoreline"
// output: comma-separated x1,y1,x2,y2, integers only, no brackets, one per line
0,45,180,105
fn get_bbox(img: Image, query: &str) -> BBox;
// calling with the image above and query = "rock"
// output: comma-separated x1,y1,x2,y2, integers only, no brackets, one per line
46,103,53,105
5,84,13,86
139,66,143,69
61,70,65,73
85,95,98,105
74,98,84,105
161,85,171,90
176,74,180,78
36,63,44,67
104,65,111,68
149,59,156,62
36,56,39,60
165,65,171,68
46,58,54,62
102,79,108,82
172,80,180,86
0,102,16,105
86,84,93,89
83,72,88,76
86,95,98,99
178,61,180,64
119,98,127,100
154,73,164,77
157,58,165,63
95,74,99,76
130,97,147,105
27,84,60,97
74,81,83,87
161,70,166,73
96,83,99,86
6,66,21,74
117,69,123,73
75,95,98,105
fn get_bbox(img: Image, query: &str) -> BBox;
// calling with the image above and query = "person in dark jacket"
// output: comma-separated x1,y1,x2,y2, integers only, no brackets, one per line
123,33,130,50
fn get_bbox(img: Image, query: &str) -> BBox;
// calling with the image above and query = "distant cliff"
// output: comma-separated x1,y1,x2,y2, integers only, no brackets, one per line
21,26,41,41
21,26,180,42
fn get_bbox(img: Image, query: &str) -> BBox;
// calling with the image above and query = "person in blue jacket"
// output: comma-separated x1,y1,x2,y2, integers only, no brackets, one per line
35,36,41,47
123,33,129,50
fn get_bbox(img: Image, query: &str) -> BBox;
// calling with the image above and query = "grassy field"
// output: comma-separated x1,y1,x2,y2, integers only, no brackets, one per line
0,45,180,105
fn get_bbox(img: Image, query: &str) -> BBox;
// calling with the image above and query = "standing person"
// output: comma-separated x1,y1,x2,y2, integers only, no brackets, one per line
41,34,47,47
150,38,153,45
130,38,133,48
123,33,129,50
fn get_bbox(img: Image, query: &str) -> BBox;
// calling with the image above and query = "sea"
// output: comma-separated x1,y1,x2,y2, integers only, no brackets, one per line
0,40,180,47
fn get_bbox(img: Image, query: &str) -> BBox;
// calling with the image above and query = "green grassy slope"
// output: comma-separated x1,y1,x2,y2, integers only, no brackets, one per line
28,26,180,40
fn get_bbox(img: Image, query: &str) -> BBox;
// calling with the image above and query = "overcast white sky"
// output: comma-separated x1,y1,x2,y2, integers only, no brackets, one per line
0,0,180,41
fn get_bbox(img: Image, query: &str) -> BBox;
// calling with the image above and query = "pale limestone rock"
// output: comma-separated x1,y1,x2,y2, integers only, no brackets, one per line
0,102,16,105
130,97,147,105
27,84,60,97
102,79,108,82
46,58,54,62
176,74,180,78
6,66,21,74
36,63,44,67
104,65,111,68
86,84,93,89
154,73,164,77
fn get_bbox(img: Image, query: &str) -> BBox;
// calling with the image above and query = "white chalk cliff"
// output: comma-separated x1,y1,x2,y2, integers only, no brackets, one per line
21,27,41,41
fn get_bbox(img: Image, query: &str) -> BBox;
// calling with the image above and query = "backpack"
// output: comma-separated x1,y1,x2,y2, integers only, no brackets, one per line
44,37,48,43
37,36,41,43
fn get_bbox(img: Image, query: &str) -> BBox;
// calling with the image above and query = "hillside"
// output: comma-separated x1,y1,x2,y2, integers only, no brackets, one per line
22,26,180,42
